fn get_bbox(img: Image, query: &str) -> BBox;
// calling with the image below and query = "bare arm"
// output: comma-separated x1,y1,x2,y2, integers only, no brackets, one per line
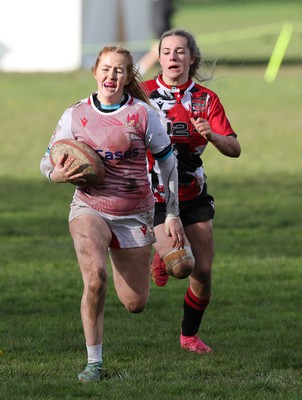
190,117,241,158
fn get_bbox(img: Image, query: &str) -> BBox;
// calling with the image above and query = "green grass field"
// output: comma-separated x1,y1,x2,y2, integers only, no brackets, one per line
1,1,302,399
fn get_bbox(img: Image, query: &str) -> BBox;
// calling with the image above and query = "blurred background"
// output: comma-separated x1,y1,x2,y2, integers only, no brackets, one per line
1,0,301,177
0,0,301,74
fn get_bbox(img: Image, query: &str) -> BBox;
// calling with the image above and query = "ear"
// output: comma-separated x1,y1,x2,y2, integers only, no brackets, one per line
190,57,196,66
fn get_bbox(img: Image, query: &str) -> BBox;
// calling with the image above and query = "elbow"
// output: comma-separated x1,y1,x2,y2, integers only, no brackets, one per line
231,140,241,158
233,147,241,158
223,136,241,158
224,145,241,158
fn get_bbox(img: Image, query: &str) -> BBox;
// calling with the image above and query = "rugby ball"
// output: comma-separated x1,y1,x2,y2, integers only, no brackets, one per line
50,139,105,187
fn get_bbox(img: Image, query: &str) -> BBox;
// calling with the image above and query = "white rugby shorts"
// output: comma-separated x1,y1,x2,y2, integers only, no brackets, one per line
69,198,156,249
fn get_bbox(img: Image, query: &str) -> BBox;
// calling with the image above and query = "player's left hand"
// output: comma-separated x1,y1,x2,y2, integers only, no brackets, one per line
164,216,186,249
190,117,213,142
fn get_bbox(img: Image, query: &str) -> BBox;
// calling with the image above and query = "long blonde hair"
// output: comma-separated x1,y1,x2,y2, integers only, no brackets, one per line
91,46,151,105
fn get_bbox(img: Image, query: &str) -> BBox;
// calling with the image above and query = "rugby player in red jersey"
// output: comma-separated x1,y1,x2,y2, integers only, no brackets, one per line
143,29,241,354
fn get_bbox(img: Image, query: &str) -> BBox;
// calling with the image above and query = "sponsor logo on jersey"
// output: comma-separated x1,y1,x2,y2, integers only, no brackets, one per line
96,148,139,160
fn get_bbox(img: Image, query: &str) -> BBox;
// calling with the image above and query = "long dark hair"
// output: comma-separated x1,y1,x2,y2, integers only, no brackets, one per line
158,29,215,82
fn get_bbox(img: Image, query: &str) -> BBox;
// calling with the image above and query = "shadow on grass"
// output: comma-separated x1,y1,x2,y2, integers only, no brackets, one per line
0,174,301,261
0,178,73,237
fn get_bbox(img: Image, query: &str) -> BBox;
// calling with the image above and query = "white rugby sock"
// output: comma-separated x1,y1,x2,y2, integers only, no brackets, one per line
86,343,102,364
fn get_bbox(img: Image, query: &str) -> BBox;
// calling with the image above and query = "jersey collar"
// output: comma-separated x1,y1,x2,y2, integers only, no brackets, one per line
157,75,194,93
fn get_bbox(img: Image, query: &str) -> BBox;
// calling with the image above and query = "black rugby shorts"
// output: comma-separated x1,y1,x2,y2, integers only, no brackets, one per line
154,184,215,227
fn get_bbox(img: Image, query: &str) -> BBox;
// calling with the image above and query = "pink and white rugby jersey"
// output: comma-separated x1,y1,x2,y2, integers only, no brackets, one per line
41,93,171,216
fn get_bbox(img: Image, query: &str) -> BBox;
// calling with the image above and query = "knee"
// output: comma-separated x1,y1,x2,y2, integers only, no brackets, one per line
163,245,195,279
124,294,148,313
125,301,146,314
86,266,108,294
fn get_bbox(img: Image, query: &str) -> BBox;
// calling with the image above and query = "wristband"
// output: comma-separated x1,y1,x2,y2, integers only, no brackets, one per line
164,214,180,236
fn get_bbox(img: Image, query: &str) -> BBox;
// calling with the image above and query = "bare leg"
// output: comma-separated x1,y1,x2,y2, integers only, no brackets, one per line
69,215,112,345
110,245,153,313
185,220,214,299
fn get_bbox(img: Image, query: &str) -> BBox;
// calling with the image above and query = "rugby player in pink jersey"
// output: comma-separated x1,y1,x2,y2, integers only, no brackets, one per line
40,46,187,382
143,29,241,354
